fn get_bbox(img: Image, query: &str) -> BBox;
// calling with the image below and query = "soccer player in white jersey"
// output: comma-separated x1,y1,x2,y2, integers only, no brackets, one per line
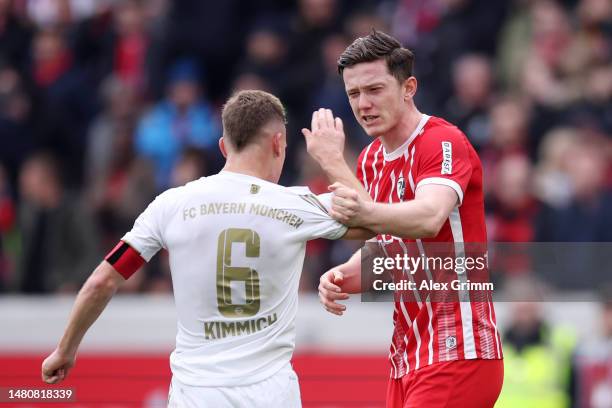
41,90,369,407
302,30,503,407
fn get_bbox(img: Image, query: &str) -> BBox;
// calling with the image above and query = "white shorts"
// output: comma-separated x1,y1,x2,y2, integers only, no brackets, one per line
167,363,301,408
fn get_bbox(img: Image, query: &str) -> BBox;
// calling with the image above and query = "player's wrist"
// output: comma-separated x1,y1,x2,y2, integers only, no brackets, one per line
54,345,76,361
360,201,378,230
319,152,346,172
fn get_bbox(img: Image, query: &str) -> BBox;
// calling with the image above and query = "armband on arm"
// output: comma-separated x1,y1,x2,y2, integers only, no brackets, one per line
104,241,145,279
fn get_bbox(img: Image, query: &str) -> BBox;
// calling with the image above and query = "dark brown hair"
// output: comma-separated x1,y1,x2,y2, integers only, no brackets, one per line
338,29,414,83
222,90,287,151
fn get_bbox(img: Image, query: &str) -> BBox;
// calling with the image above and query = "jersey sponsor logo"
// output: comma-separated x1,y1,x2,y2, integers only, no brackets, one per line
397,175,405,200
204,313,278,340
445,335,457,350
441,141,452,175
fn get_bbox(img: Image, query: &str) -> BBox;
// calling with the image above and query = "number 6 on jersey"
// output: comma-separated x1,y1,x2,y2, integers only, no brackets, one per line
216,228,261,318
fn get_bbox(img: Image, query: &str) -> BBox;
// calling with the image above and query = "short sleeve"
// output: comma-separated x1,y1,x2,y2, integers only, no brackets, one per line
414,130,472,205
121,194,166,261
292,192,347,241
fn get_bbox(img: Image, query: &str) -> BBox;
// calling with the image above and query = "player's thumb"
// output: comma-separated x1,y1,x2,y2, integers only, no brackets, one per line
328,182,342,192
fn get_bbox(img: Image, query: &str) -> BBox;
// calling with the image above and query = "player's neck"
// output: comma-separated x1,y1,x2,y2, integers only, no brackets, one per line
380,106,422,153
222,155,276,183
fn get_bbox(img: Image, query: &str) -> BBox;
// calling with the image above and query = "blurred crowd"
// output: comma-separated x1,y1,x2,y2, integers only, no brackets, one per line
0,0,611,295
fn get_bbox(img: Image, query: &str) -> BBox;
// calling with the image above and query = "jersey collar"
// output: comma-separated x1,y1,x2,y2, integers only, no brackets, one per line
383,114,430,161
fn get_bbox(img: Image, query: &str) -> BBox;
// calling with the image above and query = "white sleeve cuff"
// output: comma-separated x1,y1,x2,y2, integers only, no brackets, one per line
416,177,464,205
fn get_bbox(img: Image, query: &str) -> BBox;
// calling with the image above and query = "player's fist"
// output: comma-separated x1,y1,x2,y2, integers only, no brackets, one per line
329,182,373,227
42,349,75,384
318,267,350,316
302,108,346,165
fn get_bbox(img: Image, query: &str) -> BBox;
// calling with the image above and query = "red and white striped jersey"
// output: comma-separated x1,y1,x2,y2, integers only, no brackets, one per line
357,115,502,378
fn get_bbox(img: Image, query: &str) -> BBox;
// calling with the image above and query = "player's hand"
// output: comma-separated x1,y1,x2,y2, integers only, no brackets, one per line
302,108,346,165
318,267,350,316
42,349,75,384
329,182,373,227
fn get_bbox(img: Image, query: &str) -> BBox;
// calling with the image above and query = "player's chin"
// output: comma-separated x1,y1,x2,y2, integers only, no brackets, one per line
361,122,387,137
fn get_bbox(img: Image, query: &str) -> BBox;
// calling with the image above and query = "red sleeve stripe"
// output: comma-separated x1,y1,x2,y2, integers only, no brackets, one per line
105,241,145,279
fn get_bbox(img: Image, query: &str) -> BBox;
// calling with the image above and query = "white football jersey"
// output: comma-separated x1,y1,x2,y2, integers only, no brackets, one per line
122,171,347,386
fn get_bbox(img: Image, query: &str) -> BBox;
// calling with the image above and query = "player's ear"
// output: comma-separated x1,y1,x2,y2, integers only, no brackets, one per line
219,137,228,158
272,132,282,157
403,77,417,101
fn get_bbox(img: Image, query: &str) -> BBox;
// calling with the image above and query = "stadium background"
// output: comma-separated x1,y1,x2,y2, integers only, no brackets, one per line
0,0,610,406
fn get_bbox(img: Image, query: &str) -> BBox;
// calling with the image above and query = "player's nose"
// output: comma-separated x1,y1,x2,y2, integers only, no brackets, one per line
358,94,372,110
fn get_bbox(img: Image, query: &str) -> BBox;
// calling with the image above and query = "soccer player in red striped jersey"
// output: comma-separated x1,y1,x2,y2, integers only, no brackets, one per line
302,30,503,408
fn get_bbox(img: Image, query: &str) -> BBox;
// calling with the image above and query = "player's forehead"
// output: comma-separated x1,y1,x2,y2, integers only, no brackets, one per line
343,59,394,91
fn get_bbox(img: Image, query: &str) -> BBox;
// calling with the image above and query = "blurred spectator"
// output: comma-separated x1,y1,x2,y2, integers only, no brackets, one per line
412,0,509,110
0,66,33,185
567,63,612,134
312,32,369,149
86,75,140,188
0,163,16,291
481,96,531,193
238,16,290,98
27,0,96,28
90,121,156,248
391,0,443,47
135,59,220,190
71,0,156,94
533,127,577,208
15,152,99,293
112,0,149,90
231,71,272,94
487,155,538,242
344,8,388,39
574,287,612,408
0,0,33,71
444,53,494,149
170,147,206,188
30,27,94,186
499,0,574,103
161,0,248,101
283,0,340,113
536,138,612,242
497,293,576,408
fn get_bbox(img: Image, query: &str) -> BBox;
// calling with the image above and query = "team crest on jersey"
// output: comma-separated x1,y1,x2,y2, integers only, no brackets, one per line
445,335,457,350
250,184,260,194
397,176,406,200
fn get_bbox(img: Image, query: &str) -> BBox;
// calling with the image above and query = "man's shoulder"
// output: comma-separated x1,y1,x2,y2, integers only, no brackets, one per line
421,116,466,139
413,116,470,153
153,177,211,205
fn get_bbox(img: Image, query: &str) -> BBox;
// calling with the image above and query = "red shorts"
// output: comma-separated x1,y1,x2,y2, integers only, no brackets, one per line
386,359,504,408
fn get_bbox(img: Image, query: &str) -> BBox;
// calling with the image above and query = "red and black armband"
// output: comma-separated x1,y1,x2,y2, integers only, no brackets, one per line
104,241,146,279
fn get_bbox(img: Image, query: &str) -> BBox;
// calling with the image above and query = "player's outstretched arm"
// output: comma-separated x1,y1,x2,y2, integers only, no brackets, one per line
330,183,458,239
42,261,124,384
319,249,363,315
302,108,371,202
